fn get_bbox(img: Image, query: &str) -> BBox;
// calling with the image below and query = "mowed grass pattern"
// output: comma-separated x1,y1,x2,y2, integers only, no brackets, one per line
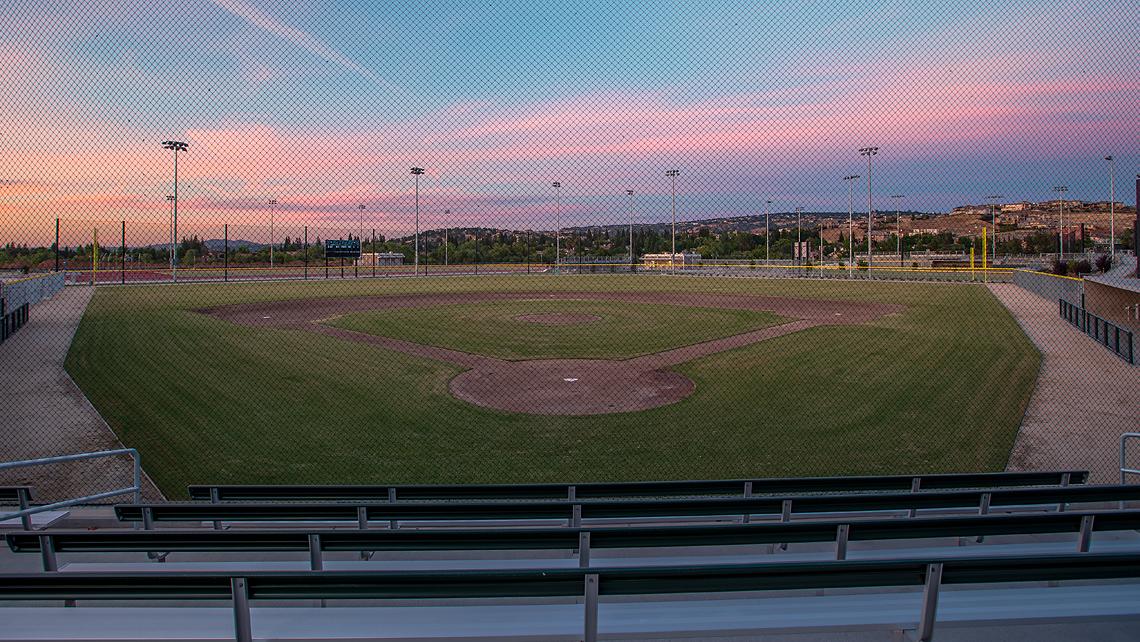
65,275,1039,495
328,299,785,359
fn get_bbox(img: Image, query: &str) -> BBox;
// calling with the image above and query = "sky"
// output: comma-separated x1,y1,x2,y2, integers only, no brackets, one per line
1,0,1136,245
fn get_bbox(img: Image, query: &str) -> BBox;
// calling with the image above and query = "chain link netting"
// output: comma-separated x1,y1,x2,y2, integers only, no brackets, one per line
0,2,1137,502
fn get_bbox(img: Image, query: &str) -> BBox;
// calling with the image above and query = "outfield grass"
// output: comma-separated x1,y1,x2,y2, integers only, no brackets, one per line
65,275,1040,495
327,299,785,359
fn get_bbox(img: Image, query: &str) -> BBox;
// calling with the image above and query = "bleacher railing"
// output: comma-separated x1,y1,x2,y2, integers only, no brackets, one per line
0,449,142,527
1059,299,1135,364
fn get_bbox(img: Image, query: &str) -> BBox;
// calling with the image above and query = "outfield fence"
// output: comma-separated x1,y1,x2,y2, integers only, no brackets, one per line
0,272,65,345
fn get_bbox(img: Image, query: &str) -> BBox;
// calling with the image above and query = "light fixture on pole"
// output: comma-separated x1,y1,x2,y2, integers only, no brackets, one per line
268,199,278,269
411,167,424,276
985,194,1003,264
1105,156,1115,259
843,175,859,272
552,181,561,273
626,190,635,267
666,170,679,274
358,204,366,269
161,140,188,282
890,195,904,267
858,147,878,271
1053,185,1068,259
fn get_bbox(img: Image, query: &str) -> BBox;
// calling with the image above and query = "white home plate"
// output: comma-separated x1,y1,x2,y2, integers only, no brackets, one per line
563,378,579,382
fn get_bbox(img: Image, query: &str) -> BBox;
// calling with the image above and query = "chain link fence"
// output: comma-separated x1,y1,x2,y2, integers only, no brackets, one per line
0,2,1137,502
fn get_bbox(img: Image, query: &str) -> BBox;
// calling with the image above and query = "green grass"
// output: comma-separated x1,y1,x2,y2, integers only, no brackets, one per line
65,275,1040,495
327,299,785,359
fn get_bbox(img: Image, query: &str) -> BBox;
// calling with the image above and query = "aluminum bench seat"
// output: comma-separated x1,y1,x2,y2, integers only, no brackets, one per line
187,470,1089,503
2,583,1139,641
51,537,1140,574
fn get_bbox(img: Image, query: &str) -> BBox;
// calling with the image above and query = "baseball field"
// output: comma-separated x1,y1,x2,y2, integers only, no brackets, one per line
65,275,1040,497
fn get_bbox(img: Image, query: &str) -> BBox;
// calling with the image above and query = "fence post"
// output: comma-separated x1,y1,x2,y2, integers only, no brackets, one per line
224,224,229,282
54,218,60,272
304,226,308,280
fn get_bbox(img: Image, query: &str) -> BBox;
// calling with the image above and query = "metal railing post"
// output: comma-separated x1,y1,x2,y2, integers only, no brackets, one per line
308,534,324,570
779,499,792,550
231,577,253,642
975,493,992,543
917,563,943,642
743,481,753,523
835,524,850,560
39,535,58,572
583,573,599,642
572,504,583,528
387,488,398,531
0,449,143,524
17,488,32,531
210,488,222,531
908,477,921,518
1078,515,1095,552
578,531,591,568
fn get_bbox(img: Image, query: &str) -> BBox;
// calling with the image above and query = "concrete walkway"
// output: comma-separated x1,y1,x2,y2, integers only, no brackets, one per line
0,286,162,503
989,284,1139,483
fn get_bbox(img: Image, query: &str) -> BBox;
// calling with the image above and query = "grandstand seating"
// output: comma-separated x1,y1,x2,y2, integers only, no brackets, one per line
6,471,1140,641
1,553,1139,641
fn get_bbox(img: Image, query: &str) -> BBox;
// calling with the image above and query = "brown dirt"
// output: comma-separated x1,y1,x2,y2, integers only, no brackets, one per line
514,313,601,325
201,291,901,416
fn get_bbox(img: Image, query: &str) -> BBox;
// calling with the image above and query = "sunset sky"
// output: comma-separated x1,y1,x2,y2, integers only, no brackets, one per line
1,0,1136,246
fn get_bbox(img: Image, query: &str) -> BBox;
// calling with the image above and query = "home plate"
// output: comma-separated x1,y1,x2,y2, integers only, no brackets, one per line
563,378,579,382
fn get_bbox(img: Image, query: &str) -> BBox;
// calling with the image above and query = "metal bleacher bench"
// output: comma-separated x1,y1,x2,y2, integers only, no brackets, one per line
118,483,1140,530
1,552,1139,642
10,510,1140,574
187,470,1089,502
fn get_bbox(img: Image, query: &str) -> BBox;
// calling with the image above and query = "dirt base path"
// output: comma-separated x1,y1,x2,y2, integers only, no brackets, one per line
989,284,1140,482
205,291,900,416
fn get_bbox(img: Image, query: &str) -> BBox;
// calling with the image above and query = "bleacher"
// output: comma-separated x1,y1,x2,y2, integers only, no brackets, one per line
3,470,1140,641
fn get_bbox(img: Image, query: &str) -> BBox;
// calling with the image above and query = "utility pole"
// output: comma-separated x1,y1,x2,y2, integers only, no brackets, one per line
667,170,679,274
1053,186,1068,259
795,207,803,268
986,194,1003,265
553,181,562,273
268,199,277,269
412,167,424,275
843,175,859,274
1105,156,1115,258
765,199,772,266
626,190,635,267
891,195,904,267
859,147,879,271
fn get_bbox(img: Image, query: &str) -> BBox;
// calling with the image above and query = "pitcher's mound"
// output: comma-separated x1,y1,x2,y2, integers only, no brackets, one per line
514,313,602,325
449,359,693,415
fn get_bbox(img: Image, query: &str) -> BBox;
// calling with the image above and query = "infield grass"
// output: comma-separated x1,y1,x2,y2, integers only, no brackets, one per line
327,299,785,359
65,275,1040,495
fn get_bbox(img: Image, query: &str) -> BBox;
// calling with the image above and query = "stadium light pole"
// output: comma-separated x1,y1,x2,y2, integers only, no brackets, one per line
986,194,1003,264
1053,185,1068,259
161,140,188,282
843,175,859,274
1105,156,1115,258
412,167,424,275
626,190,635,267
666,169,679,274
268,199,278,269
891,194,904,267
765,199,772,265
552,181,561,273
165,195,176,273
859,147,878,271
358,204,366,271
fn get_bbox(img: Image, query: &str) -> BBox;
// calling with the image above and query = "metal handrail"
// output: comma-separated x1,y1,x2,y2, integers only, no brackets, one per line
1121,434,1140,484
0,449,141,525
